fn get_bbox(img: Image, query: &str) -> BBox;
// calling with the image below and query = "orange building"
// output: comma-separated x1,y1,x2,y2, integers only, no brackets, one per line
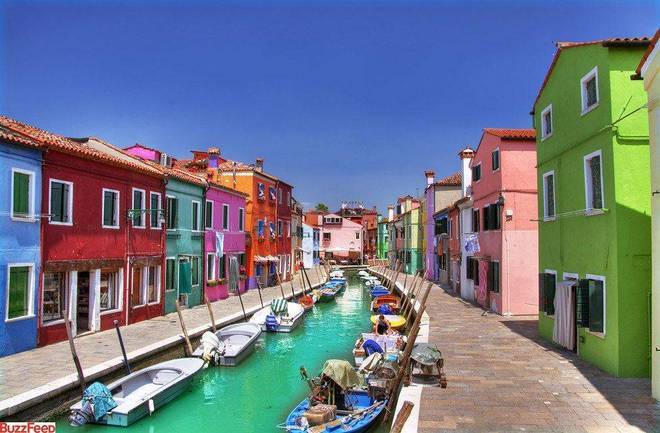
177,150,293,288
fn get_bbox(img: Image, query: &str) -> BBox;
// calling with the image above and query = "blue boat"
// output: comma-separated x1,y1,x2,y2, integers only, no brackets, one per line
369,286,390,298
285,390,386,433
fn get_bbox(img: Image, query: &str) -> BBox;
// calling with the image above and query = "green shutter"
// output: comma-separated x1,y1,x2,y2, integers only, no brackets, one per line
544,273,556,315
576,279,590,327
8,267,29,319
103,191,115,226
151,194,159,227
191,258,199,286
539,273,546,312
589,280,604,333
166,260,174,291
51,182,63,222
13,172,30,216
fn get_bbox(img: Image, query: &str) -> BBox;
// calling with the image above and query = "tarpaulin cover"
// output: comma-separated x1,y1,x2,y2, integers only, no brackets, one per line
83,382,117,421
271,298,288,315
321,359,364,390
410,343,442,366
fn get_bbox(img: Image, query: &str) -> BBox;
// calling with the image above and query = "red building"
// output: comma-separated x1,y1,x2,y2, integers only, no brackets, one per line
1,118,166,346
275,181,293,280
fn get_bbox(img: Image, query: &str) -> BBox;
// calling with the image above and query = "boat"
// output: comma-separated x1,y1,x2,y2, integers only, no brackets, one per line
329,270,344,278
363,279,382,287
352,332,403,367
299,294,315,311
370,294,400,313
329,277,347,287
249,298,305,333
357,270,369,277
284,360,386,433
317,286,340,303
370,314,406,329
69,358,205,427
369,286,390,298
192,322,262,366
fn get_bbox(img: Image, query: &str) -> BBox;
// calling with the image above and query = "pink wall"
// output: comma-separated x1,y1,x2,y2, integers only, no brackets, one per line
124,145,159,162
321,215,362,258
204,184,247,301
471,132,538,315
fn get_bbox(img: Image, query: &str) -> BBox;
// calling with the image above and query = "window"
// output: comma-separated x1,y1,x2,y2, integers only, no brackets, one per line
356,232,360,240
287,191,291,207
482,204,501,231
167,196,178,229
11,169,34,220
268,186,276,201
491,148,500,171
222,204,229,230
191,201,200,231
100,269,119,311
541,105,553,140
6,265,33,320
539,271,557,315
102,189,120,228
150,192,162,228
472,209,480,232
42,272,66,323
286,221,290,238
278,188,282,203
584,150,604,212
472,164,481,182
191,257,199,286
278,219,283,236
218,256,226,280
269,222,276,238
238,208,245,231
165,258,176,292
577,275,605,334
466,258,480,285
131,188,145,228
323,232,331,241
543,171,556,220
257,183,265,200
147,266,158,303
488,261,500,293
257,220,265,237
49,179,73,224
206,253,215,281
581,66,599,114
205,200,213,229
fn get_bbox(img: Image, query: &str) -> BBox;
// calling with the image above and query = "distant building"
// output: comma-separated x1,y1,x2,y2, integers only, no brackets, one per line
320,213,363,263
376,215,389,260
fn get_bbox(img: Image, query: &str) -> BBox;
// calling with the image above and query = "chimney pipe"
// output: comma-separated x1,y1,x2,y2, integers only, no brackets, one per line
208,147,220,169
255,157,264,172
387,205,394,222
424,170,435,186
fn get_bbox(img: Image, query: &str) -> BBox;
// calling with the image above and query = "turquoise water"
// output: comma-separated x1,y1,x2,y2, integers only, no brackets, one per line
56,272,388,433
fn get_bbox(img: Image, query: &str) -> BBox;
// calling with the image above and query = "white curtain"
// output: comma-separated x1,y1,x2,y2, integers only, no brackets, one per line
553,281,576,351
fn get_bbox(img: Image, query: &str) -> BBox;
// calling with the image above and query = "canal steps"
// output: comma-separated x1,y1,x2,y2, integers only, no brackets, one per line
0,269,326,421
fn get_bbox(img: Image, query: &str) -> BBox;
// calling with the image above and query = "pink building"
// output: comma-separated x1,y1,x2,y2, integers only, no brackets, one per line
204,180,248,301
320,213,363,263
469,128,538,315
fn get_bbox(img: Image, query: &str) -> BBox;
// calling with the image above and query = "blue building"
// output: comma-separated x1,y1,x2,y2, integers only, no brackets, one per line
0,128,43,356
312,227,320,266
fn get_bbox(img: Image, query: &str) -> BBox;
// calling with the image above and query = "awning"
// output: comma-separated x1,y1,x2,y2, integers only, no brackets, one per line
44,258,125,272
266,255,279,262
254,255,268,263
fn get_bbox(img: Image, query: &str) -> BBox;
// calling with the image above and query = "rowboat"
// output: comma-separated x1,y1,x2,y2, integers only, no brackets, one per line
370,294,400,313
298,294,315,311
370,314,406,329
249,299,305,333
369,286,390,298
69,358,204,427
192,322,262,366
352,332,403,367
317,286,340,303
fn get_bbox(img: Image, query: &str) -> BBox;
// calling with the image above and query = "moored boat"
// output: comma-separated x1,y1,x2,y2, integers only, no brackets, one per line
370,294,400,313
370,314,406,329
250,298,305,333
192,322,262,366
369,286,390,298
352,332,403,367
69,358,205,427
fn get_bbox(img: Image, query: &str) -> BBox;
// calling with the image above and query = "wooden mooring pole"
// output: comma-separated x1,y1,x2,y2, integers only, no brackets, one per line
205,296,217,333
64,310,86,395
390,400,415,433
175,300,193,357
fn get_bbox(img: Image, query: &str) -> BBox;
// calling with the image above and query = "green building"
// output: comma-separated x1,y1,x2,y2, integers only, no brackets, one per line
389,196,423,275
534,37,652,377
377,215,389,260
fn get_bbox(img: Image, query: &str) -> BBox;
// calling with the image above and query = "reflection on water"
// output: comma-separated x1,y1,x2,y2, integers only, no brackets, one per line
56,271,389,433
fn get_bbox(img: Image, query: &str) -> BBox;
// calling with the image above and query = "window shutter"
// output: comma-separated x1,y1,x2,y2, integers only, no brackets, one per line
487,262,494,291
103,192,114,226
62,183,70,221
576,279,590,327
8,267,28,318
544,273,556,315
482,208,488,231
13,173,29,216
467,258,474,279
588,280,604,333
539,273,546,312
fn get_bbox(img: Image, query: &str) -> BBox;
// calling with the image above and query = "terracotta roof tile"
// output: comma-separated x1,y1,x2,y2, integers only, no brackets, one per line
636,29,660,76
483,128,536,140
434,172,462,186
0,126,43,149
532,36,651,111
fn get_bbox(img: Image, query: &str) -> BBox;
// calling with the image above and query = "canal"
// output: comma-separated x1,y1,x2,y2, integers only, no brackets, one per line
57,271,389,433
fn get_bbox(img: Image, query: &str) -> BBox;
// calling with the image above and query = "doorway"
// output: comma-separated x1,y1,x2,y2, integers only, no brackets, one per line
77,271,90,333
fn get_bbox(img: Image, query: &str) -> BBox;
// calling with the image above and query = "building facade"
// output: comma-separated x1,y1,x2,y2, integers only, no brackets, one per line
301,222,313,269
457,148,476,302
535,38,651,377
275,181,293,281
320,213,363,263
376,215,389,260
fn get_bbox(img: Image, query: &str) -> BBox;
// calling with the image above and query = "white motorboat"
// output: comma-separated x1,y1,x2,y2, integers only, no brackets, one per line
249,299,305,333
192,322,262,366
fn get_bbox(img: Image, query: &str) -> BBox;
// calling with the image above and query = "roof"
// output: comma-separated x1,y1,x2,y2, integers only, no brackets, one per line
176,157,292,186
532,36,651,111
483,128,536,140
636,29,660,76
0,125,43,149
0,116,163,178
434,172,462,186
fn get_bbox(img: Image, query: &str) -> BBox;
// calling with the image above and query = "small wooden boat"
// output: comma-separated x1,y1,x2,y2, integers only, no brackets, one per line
352,332,403,367
249,299,305,333
192,322,262,366
370,314,406,329
69,358,204,427
317,287,338,303
370,294,400,313
299,294,315,311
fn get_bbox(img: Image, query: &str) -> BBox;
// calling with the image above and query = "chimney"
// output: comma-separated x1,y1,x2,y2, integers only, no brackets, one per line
458,147,475,197
208,147,220,169
255,157,264,172
424,170,435,186
387,205,394,222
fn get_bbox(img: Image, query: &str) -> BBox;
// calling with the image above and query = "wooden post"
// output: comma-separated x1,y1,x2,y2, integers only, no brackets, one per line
390,262,402,292
175,300,193,357
390,401,415,433
255,276,268,307
64,310,86,395
399,273,416,315
401,271,420,318
314,266,321,286
302,266,314,292
205,296,217,333
277,270,293,300
383,282,433,422
403,272,423,321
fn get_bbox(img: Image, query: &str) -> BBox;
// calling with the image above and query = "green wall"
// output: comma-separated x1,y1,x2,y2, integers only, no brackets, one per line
377,219,389,259
535,43,650,377
164,178,205,313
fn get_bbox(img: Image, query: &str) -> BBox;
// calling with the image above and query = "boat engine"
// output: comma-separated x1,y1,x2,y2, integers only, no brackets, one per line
265,313,280,332
201,331,225,364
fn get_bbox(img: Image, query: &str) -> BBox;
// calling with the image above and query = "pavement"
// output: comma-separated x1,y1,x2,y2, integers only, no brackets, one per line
0,269,324,418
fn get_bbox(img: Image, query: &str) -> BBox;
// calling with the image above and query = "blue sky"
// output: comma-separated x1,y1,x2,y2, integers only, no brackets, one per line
2,1,657,212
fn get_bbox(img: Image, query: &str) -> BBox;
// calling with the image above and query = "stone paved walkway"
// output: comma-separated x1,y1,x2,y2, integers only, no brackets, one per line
401,275,660,433
0,270,323,416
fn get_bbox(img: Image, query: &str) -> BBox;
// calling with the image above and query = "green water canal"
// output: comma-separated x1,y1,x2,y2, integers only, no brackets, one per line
56,271,389,433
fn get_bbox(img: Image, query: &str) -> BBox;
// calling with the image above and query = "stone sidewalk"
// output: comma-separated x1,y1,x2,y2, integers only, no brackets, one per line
396,275,660,433
0,270,323,418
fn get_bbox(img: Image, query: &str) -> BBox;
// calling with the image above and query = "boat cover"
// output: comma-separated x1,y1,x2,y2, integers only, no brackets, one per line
410,343,442,366
82,382,117,421
271,298,288,315
321,360,364,390
362,339,384,356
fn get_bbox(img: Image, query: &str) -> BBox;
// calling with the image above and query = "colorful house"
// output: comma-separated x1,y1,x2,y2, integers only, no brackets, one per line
301,222,313,269
125,144,206,313
534,37,652,377
469,128,538,315
636,29,659,397
433,208,449,285
392,196,422,275
339,203,378,260
0,124,43,356
312,226,320,266
291,197,303,271
320,213,363,263
275,181,293,281
202,180,248,301
376,215,389,260
447,204,461,293
457,147,476,302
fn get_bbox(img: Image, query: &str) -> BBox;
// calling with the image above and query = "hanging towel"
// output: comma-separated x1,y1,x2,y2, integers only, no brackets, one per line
178,261,192,294
215,231,224,259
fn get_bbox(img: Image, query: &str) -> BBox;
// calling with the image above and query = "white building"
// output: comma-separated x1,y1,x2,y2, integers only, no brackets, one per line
458,147,475,302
